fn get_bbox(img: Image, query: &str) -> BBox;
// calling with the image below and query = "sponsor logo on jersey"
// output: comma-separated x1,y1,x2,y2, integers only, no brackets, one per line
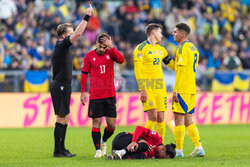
151,130,156,135
60,86,64,91
137,53,141,58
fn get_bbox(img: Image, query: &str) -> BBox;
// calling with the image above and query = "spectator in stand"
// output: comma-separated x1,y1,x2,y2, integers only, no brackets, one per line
207,45,221,70
127,25,147,47
223,48,242,70
125,0,138,14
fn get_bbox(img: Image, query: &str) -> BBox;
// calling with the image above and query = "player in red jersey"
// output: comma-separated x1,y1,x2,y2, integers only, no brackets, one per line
110,126,176,159
80,32,124,157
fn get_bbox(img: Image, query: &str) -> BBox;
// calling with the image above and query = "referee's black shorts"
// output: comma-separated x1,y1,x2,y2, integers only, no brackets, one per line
88,97,117,118
112,132,142,151
50,80,71,115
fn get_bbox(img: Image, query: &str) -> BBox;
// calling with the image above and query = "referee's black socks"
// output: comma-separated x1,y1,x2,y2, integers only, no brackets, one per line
61,124,68,151
102,126,115,142
92,127,101,150
54,122,64,153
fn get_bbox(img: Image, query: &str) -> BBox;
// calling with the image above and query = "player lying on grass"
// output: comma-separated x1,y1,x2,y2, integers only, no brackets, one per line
109,126,176,159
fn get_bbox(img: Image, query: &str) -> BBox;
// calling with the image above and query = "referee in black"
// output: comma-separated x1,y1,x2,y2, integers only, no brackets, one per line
50,5,93,158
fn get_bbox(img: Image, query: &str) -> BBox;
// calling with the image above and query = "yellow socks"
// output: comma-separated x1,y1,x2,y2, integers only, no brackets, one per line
187,124,201,147
174,125,185,150
145,120,156,130
156,121,166,141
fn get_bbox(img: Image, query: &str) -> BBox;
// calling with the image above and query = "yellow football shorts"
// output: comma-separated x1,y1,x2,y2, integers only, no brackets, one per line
172,93,196,114
143,88,167,112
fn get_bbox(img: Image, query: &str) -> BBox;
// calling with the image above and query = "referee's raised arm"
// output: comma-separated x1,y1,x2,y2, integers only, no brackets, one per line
69,4,93,43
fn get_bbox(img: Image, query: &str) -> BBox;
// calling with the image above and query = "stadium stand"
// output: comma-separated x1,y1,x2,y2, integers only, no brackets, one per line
0,0,249,92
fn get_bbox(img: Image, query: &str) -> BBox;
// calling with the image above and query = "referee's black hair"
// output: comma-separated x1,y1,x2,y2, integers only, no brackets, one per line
165,143,176,158
175,23,191,35
56,23,73,38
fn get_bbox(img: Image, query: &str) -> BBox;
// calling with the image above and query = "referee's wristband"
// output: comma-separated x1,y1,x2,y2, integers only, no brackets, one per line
83,15,90,22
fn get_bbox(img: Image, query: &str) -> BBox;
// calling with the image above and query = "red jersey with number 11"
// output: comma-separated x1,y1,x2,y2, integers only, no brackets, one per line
81,47,124,99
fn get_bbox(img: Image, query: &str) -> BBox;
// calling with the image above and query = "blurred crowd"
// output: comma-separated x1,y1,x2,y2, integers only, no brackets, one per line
0,0,249,75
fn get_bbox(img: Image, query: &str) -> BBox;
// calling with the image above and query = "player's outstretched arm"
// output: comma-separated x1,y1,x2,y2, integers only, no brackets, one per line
70,4,93,43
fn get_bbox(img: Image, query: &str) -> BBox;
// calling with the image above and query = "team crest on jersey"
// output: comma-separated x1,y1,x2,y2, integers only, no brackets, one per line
151,130,156,135
93,58,96,61
159,51,162,55
137,53,141,58
178,58,183,62
149,101,153,106
106,55,110,59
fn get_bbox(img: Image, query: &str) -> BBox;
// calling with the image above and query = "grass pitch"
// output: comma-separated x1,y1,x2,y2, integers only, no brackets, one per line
0,125,249,167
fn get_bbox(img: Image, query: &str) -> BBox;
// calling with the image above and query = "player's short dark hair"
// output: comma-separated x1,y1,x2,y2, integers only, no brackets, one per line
165,143,176,158
145,23,162,37
56,23,73,38
97,32,111,44
175,23,191,35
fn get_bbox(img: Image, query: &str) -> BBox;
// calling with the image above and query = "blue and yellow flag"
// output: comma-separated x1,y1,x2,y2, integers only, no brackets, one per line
212,72,235,91
234,73,249,91
24,71,49,92
212,72,249,91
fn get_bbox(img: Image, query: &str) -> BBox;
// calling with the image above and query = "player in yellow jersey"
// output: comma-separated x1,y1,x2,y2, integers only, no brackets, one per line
133,23,175,141
172,23,205,157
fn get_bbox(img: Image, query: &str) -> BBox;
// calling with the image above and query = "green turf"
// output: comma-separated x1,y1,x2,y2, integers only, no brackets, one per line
0,125,249,167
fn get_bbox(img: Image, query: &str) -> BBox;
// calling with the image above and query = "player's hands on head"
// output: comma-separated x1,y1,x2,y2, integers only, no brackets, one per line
80,92,87,105
172,92,179,103
100,37,113,49
127,142,138,152
140,90,147,103
86,4,94,16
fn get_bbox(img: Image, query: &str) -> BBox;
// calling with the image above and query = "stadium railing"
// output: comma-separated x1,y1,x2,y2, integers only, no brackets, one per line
0,69,249,92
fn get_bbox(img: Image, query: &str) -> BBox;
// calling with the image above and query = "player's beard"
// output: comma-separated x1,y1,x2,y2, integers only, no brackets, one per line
97,49,104,55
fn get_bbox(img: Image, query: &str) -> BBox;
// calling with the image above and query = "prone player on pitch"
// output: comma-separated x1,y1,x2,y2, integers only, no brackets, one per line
110,126,176,159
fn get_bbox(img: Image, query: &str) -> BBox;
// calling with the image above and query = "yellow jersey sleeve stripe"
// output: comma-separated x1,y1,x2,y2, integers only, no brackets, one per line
178,41,190,54
138,41,147,51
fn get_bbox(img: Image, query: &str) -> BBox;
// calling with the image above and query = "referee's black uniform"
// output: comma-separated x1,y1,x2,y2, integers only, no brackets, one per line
50,36,72,115
50,35,75,157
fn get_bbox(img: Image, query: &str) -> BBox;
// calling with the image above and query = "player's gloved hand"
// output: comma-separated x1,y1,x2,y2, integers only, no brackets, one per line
140,90,147,103
127,142,138,152
100,36,114,49
80,92,87,105
172,92,179,103
86,4,94,16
